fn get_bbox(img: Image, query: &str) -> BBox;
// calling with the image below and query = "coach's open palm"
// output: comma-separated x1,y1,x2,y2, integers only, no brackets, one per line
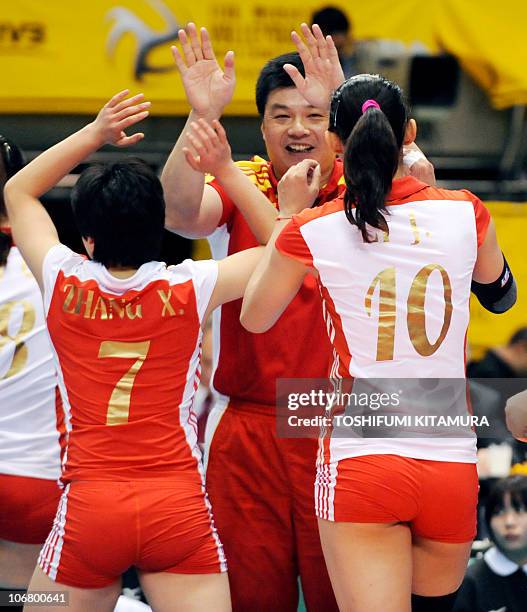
91,90,150,147
285,23,344,110
171,23,235,118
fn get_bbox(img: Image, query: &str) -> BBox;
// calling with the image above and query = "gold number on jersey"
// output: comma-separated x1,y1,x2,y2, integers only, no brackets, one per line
98,340,150,426
365,267,396,361
366,265,452,361
0,300,36,379
407,264,453,356
409,212,421,245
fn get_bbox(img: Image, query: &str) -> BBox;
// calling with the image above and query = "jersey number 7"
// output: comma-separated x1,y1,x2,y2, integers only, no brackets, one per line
98,340,151,425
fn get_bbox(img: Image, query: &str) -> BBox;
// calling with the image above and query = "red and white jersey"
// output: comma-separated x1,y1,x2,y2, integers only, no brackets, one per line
42,244,218,483
0,247,63,480
276,176,491,464
206,156,345,406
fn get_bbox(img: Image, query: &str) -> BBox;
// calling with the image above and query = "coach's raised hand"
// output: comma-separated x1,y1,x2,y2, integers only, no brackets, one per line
171,23,235,119
285,23,344,110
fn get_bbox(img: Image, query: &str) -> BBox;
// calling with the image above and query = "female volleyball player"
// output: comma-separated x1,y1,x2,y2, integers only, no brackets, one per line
240,75,516,612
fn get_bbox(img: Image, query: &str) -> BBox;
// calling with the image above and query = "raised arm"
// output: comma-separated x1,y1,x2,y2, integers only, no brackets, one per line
240,159,320,332
184,118,278,243
472,218,516,314
161,24,235,238
4,90,149,289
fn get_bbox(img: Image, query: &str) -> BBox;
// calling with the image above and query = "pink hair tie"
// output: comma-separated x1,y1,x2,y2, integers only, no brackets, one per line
361,99,381,114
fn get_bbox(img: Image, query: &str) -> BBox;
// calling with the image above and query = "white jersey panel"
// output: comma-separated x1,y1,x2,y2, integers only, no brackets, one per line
0,247,61,479
302,200,476,377
301,200,479,463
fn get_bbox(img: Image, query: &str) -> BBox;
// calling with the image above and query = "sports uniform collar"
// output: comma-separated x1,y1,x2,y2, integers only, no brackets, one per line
90,260,166,293
387,176,429,203
268,158,343,204
484,546,527,576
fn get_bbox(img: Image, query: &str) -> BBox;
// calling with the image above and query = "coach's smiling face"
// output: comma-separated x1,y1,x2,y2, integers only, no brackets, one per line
261,87,335,185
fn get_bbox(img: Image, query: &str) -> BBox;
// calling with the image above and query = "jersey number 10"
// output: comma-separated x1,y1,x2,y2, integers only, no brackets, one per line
365,264,453,361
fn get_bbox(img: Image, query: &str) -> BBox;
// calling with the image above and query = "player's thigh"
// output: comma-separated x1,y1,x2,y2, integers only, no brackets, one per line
0,540,41,588
318,519,413,612
411,536,472,597
411,460,475,596
139,570,231,612
25,565,120,612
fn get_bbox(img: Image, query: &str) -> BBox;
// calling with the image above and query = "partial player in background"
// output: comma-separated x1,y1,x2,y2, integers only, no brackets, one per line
0,136,63,602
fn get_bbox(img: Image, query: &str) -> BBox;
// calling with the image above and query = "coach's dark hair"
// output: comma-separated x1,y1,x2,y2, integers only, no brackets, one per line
71,158,164,268
0,135,26,266
255,52,305,116
328,74,409,242
484,475,527,544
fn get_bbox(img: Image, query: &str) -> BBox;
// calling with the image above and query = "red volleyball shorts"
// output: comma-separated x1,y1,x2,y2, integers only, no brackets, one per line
316,454,478,543
0,473,61,544
38,479,227,588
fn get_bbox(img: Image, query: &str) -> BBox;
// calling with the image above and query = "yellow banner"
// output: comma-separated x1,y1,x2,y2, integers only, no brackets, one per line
468,202,527,359
1,1,526,115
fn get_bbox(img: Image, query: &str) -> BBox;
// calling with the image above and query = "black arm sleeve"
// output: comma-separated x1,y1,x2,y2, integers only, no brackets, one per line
472,254,516,314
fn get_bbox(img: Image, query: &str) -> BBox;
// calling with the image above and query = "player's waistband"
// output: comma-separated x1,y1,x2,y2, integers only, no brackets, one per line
227,397,276,417
60,470,204,485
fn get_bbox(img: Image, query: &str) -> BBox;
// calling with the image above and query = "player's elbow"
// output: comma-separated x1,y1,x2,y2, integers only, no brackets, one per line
240,306,272,334
164,209,211,239
3,179,20,215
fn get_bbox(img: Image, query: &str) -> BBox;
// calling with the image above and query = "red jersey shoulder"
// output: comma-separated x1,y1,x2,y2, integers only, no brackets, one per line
293,196,345,228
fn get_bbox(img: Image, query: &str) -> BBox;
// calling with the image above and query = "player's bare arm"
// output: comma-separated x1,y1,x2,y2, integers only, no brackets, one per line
240,159,321,332
471,217,516,314
4,90,149,289
185,118,278,243
203,246,264,324
161,24,235,237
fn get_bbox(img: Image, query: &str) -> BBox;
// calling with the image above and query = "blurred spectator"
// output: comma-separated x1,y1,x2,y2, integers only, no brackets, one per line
453,476,527,612
311,6,357,77
468,329,527,467
468,328,527,378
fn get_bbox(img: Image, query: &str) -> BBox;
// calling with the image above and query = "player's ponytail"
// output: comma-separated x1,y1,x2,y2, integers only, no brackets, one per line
329,75,409,243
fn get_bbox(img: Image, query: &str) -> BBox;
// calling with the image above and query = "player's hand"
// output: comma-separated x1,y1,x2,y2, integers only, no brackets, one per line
89,90,150,147
284,23,345,110
505,390,527,443
277,159,321,215
183,118,233,177
171,23,235,119
402,143,436,185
